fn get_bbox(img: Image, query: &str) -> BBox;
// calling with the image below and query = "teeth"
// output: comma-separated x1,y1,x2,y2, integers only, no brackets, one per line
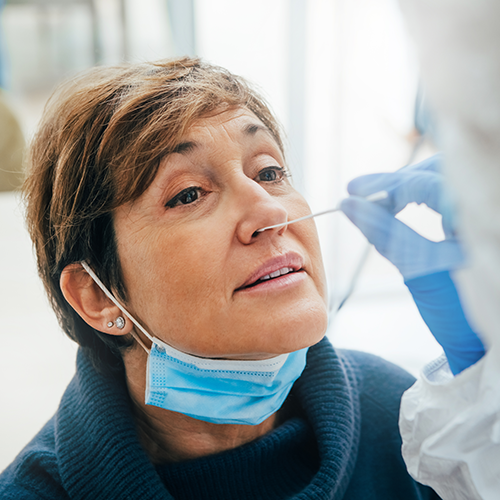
259,267,293,282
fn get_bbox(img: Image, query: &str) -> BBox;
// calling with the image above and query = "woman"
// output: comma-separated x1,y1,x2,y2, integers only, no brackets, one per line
0,57,439,499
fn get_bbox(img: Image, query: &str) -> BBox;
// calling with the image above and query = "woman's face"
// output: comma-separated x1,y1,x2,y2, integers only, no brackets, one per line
114,107,328,359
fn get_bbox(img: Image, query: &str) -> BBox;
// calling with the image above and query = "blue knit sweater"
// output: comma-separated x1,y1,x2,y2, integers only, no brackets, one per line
0,338,440,499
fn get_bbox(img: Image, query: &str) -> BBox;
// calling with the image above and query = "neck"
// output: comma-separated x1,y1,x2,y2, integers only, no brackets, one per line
123,344,280,464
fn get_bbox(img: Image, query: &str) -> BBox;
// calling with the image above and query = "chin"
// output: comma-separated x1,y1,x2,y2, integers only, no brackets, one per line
255,302,329,356
284,315,328,352
172,294,329,359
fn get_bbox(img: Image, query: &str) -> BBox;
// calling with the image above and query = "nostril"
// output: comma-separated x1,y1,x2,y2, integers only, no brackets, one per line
252,225,286,238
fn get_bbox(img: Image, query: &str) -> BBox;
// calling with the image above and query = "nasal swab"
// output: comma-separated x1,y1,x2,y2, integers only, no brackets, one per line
257,208,342,232
256,190,388,233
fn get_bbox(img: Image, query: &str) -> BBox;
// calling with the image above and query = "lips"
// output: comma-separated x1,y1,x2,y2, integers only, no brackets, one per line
236,253,305,291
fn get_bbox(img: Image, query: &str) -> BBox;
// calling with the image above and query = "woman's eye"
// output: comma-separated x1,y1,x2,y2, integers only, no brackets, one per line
256,167,288,183
165,187,201,208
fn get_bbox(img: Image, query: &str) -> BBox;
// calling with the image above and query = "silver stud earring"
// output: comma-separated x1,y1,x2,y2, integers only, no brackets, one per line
107,321,114,328
115,316,125,330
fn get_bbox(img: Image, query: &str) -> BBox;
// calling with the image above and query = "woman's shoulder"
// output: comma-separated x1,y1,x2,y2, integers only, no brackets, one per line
0,417,68,500
308,339,416,413
337,348,415,416
305,339,416,418
335,350,440,499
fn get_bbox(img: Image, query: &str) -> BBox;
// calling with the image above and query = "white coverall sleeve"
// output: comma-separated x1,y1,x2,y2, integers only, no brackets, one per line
400,347,500,500
396,0,500,497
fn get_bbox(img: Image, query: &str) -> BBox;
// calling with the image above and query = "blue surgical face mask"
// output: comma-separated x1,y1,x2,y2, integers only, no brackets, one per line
81,262,309,425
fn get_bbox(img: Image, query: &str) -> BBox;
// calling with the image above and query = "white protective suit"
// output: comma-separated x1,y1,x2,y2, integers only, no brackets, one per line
396,1,500,498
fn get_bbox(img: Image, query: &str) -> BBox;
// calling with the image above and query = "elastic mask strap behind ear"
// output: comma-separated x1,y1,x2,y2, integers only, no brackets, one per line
80,261,152,354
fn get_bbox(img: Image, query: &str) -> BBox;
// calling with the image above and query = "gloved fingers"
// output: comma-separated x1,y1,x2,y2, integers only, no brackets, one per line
341,196,464,280
389,171,443,214
340,196,396,250
346,154,442,198
425,239,465,275
347,172,397,199
440,188,460,238
341,196,429,277
442,217,456,240
347,154,445,215
347,170,444,215
398,153,442,174
399,154,458,236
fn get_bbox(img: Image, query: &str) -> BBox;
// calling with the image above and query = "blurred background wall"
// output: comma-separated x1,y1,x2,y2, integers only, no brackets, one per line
0,0,443,471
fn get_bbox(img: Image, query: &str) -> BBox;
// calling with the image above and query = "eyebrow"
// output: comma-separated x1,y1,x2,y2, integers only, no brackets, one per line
242,123,271,136
171,141,198,155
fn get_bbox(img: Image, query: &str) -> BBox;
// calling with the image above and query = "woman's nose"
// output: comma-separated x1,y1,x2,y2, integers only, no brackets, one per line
235,180,289,245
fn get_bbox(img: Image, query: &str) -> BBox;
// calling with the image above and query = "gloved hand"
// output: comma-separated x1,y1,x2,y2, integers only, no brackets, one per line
341,154,485,375
341,154,463,281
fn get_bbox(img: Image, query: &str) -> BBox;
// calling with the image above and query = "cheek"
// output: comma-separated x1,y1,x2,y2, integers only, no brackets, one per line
304,225,328,303
286,195,328,302
119,225,228,322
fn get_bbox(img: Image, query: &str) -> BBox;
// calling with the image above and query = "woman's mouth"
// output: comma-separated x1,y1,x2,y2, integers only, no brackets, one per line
235,253,306,293
236,269,306,293
242,267,297,289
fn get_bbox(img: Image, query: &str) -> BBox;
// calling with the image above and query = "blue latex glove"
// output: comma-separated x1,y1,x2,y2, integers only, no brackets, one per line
341,154,463,281
405,271,484,375
341,154,485,374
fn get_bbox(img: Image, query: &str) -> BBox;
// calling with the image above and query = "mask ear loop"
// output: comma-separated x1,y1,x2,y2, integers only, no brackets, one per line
80,261,152,354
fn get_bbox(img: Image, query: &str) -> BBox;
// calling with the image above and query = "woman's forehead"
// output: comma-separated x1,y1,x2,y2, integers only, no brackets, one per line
156,109,279,169
182,107,272,141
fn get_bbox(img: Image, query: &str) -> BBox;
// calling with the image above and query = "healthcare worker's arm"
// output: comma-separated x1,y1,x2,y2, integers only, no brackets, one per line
345,0,500,497
341,154,485,374
341,155,500,500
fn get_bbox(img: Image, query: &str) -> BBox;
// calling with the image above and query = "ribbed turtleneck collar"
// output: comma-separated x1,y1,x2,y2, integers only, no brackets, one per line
54,338,360,499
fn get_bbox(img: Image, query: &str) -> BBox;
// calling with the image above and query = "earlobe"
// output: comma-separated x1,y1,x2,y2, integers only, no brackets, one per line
60,264,132,336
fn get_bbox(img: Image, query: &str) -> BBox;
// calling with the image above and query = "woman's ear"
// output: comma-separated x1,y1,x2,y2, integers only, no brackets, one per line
60,263,133,336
